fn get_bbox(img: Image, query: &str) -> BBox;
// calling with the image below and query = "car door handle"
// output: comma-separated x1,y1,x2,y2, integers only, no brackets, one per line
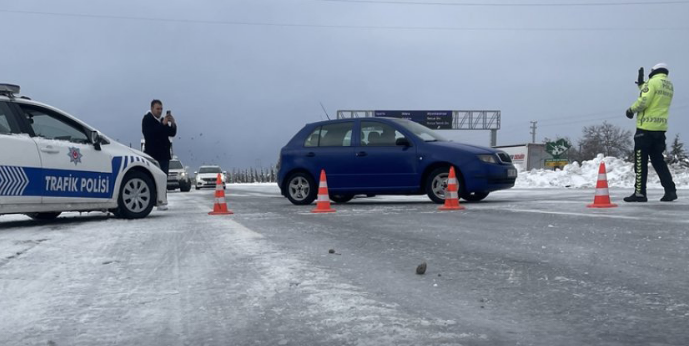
306,152,315,157
40,146,60,154
356,151,368,157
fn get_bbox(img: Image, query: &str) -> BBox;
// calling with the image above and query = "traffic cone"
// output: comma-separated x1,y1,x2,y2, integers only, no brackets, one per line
209,173,233,215
439,166,465,211
587,162,617,208
312,170,336,213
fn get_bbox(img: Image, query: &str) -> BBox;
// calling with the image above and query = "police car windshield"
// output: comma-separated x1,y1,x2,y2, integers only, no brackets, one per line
393,119,447,142
199,167,221,173
169,161,184,170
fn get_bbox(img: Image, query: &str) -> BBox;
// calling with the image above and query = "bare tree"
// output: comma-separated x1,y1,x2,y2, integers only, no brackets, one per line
577,122,633,161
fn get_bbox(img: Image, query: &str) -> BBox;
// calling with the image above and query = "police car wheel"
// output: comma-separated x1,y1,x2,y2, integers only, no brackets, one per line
116,171,155,219
330,194,354,203
462,192,489,202
286,172,317,205
425,167,463,204
26,212,62,221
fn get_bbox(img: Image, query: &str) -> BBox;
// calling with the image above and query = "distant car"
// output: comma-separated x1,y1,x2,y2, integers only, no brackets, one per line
194,165,226,190
277,117,517,205
0,83,168,220
167,158,191,192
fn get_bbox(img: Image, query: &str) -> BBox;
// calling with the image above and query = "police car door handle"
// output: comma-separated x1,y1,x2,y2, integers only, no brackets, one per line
356,151,368,157
40,146,60,154
306,152,315,157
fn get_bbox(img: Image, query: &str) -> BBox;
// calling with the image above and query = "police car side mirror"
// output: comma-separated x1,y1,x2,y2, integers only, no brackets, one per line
90,130,102,151
194,171,198,175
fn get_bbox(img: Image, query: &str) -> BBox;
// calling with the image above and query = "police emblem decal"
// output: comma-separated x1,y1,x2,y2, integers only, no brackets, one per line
68,147,83,165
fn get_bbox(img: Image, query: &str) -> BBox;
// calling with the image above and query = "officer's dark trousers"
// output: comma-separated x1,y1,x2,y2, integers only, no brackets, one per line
633,129,676,196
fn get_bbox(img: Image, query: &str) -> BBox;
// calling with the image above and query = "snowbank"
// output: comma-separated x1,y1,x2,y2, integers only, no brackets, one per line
516,154,689,189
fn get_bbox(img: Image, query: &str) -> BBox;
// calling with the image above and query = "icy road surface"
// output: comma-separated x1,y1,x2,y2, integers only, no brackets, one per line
1,186,688,346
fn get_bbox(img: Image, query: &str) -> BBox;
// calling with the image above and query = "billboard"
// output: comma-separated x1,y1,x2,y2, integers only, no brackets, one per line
374,110,453,129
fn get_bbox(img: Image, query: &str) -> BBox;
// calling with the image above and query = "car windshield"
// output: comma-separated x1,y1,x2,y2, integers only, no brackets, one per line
199,167,221,173
169,160,184,170
393,119,447,142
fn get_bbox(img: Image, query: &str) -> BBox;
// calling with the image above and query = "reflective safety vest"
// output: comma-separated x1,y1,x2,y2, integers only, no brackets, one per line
630,73,673,131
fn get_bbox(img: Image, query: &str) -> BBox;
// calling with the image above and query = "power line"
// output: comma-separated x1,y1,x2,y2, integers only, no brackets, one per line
320,0,689,6
1,9,687,31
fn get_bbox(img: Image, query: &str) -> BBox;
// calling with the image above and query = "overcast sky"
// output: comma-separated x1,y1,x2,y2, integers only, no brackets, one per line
3,0,688,169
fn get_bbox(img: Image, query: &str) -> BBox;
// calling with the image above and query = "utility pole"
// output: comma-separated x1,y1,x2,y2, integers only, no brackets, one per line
530,121,537,143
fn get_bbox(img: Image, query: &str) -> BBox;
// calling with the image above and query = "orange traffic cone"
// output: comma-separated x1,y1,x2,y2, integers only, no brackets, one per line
439,166,465,211
587,162,617,208
209,173,233,215
312,170,336,213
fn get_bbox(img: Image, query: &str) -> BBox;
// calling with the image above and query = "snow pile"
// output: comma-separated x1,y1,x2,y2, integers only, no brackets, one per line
516,154,689,189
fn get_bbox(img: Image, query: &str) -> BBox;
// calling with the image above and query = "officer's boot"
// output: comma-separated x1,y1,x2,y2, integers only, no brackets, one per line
624,193,648,202
660,191,677,202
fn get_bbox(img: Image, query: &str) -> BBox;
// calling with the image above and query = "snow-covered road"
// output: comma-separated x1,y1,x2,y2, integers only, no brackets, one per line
1,186,688,345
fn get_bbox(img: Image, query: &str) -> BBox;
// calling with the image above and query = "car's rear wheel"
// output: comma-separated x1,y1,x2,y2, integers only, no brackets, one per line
330,194,354,204
285,172,317,205
462,192,489,202
114,170,156,219
425,166,463,204
26,212,61,221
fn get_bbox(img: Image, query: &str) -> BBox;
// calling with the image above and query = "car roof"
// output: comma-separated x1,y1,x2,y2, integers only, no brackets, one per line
306,117,400,127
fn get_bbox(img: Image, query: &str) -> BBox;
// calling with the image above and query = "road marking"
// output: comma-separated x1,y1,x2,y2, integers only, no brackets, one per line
506,208,689,223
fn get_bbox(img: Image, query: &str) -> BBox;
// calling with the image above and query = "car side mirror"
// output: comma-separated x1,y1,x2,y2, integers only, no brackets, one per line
396,137,411,147
194,171,198,175
223,171,227,175
90,130,102,151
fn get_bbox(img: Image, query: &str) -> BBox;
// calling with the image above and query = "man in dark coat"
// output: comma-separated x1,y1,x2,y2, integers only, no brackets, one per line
142,99,177,175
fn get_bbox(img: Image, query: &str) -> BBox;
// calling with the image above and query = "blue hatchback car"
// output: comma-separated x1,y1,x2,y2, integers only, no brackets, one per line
277,118,517,205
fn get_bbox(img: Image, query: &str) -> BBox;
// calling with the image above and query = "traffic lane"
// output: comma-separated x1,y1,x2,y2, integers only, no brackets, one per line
218,187,689,345
0,193,488,346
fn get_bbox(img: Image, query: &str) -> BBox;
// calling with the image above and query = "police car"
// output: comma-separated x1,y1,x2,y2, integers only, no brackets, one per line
0,84,168,220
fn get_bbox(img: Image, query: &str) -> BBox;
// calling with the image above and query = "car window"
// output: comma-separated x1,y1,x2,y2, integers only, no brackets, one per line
361,122,406,146
169,160,184,169
0,103,13,135
314,122,352,147
19,105,89,143
199,167,221,173
393,119,447,142
304,127,321,147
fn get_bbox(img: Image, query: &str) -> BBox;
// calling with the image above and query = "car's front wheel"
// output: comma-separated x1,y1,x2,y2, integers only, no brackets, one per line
425,166,463,204
285,172,317,205
114,170,156,219
462,192,489,202
26,212,61,221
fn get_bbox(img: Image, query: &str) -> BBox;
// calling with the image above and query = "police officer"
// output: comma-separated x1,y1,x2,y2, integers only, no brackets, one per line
624,63,677,202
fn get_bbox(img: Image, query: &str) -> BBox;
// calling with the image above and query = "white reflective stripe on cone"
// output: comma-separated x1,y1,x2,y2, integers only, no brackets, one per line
448,191,458,199
215,197,226,204
319,182,328,188
447,178,457,185
317,195,330,202
598,174,608,181
595,188,609,196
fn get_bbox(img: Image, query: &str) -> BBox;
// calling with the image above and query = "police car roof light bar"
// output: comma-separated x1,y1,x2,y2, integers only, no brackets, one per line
0,83,21,97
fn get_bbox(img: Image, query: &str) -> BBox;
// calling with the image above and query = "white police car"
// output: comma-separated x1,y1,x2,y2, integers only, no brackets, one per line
0,84,168,220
